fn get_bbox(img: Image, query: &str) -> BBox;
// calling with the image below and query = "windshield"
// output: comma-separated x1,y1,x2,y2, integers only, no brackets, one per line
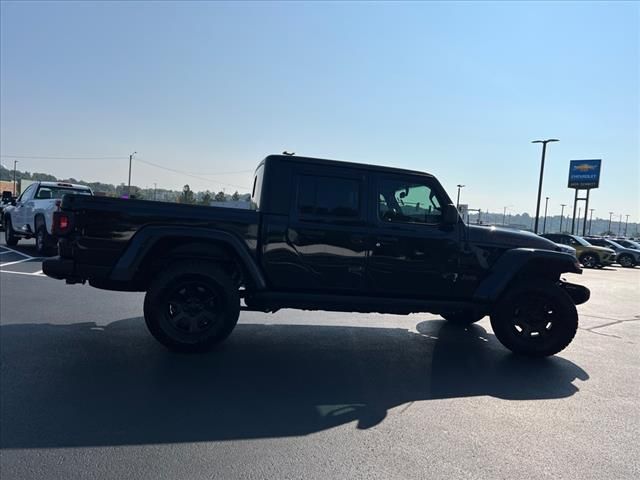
36,186,92,199
605,240,625,249
572,235,592,247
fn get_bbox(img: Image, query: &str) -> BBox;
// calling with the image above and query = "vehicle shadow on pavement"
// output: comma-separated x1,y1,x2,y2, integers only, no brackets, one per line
0,318,589,449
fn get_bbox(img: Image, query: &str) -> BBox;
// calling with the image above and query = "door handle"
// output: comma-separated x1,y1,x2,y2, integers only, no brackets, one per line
375,236,399,248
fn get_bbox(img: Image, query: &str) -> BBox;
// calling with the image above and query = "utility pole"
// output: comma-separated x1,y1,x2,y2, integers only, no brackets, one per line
127,151,137,196
608,211,614,235
456,184,465,209
503,206,507,225
559,204,567,233
153,183,157,201
624,214,630,236
532,138,559,234
12,160,18,196
543,197,550,233
588,209,595,235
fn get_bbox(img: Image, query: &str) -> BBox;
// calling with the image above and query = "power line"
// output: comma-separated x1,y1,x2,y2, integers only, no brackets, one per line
1,154,125,160
134,158,250,190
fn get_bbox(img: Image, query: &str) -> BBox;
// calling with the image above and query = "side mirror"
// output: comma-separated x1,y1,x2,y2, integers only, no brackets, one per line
443,203,459,225
11,199,17,206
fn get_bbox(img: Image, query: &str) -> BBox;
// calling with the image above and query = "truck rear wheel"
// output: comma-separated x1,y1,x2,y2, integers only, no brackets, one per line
143,261,240,352
490,282,578,357
35,222,55,256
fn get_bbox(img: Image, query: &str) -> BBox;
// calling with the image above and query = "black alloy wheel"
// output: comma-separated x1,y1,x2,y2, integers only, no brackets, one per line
490,283,578,357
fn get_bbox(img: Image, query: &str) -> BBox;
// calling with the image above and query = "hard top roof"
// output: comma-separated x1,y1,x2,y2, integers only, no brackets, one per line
261,154,434,178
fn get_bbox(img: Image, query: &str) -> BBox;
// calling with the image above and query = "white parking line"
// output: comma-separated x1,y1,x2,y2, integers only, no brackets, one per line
0,246,34,259
0,270,47,277
0,257,43,268
0,251,12,255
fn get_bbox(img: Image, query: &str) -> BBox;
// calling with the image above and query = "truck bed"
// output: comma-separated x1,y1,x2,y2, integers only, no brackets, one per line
58,194,260,268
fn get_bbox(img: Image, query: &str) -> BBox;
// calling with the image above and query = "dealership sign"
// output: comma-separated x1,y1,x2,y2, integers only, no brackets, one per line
568,159,601,189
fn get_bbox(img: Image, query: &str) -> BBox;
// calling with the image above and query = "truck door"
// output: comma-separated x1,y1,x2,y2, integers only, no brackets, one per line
12,183,37,232
366,173,462,299
280,168,368,292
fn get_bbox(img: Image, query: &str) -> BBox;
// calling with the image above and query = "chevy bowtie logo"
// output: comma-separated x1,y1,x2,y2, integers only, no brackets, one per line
573,164,597,172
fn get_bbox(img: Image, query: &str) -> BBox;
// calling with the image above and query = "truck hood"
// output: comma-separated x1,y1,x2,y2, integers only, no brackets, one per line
467,225,557,250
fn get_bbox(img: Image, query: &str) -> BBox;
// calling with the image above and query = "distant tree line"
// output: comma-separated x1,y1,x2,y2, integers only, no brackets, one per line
0,164,250,205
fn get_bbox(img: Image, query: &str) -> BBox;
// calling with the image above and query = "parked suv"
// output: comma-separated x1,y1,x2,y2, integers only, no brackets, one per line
3,181,92,255
613,238,640,251
585,237,640,268
44,154,590,357
541,233,615,268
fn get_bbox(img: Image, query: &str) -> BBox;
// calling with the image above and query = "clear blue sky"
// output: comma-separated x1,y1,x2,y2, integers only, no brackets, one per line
1,1,638,220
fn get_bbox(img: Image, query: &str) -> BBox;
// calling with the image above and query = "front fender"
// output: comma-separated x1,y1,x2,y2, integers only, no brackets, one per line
473,248,582,303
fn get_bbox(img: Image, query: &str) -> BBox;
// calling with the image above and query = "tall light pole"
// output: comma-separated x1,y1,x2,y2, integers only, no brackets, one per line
608,211,614,234
624,214,630,236
456,184,465,209
559,204,567,233
532,138,559,234
618,214,623,236
542,197,550,233
588,209,595,235
577,207,581,234
153,182,157,201
12,160,18,195
127,151,137,196
502,205,513,225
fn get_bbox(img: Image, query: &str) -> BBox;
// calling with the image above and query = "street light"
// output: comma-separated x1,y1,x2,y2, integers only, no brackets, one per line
618,214,623,236
502,205,513,225
12,160,18,195
456,184,465,209
559,204,567,233
624,214,630,236
532,139,559,234
127,151,137,196
543,197,550,233
608,211,614,234
588,209,595,235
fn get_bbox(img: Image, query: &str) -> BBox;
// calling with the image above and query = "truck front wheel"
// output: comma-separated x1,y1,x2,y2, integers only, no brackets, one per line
4,216,19,246
490,282,578,357
143,261,240,352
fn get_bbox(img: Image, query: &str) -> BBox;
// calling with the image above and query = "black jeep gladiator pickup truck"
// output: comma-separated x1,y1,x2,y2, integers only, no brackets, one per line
44,154,590,356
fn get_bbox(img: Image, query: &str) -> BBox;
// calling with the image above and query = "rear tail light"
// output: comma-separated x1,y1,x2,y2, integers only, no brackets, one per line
52,211,72,236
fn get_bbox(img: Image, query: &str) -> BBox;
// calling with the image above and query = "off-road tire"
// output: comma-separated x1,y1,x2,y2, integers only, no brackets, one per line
143,261,240,353
4,216,19,246
490,282,578,357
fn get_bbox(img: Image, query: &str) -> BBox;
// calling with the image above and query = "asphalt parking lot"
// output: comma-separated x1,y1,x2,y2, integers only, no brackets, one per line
1,238,638,479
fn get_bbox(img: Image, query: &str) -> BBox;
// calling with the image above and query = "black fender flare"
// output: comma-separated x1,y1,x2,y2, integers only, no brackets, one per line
473,248,582,303
109,226,266,290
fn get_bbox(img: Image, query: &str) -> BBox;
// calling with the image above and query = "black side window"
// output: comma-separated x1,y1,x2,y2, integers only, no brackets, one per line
378,177,443,225
297,175,360,218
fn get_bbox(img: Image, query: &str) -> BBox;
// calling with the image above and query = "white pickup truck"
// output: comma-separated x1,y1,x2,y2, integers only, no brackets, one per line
3,181,92,255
